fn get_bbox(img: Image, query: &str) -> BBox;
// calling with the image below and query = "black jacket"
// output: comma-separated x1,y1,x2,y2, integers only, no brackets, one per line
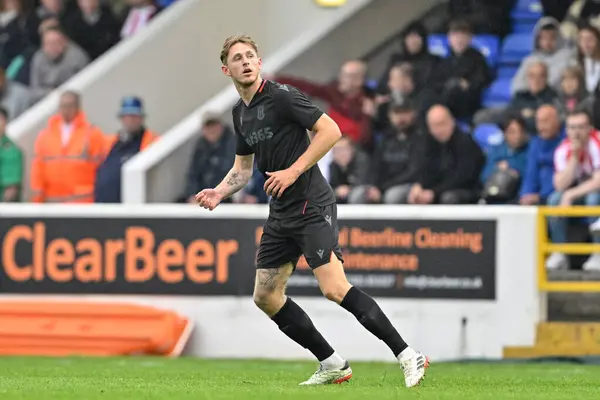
329,149,370,190
417,128,485,197
183,127,236,198
64,6,121,60
508,86,557,133
370,126,422,191
433,47,492,96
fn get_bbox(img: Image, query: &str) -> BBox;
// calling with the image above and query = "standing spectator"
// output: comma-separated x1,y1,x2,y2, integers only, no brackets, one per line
179,115,235,204
275,60,374,149
408,105,485,204
0,66,30,120
555,66,593,119
480,115,530,204
64,0,120,61
573,24,600,93
546,109,600,270
434,20,492,120
0,106,22,202
520,105,565,205
508,62,558,133
30,27,89,103
354,100,422,204
328,135,369,204
512,17,574,94
377,21,440,93
31,91,105,203
120,0,162,40
95,96,158,203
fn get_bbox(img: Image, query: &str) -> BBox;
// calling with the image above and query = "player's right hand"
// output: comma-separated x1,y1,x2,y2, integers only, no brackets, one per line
195,189,224,211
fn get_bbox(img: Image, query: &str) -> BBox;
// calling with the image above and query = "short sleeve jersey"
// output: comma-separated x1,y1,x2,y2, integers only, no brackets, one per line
554,130,600,184
232,80,335,218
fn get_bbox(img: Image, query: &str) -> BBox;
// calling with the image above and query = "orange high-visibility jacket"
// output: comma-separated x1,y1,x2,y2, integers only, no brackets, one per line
31,112,106,203
102,130,158,156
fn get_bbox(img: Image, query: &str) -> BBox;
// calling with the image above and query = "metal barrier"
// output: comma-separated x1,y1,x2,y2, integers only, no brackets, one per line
537,206,600,292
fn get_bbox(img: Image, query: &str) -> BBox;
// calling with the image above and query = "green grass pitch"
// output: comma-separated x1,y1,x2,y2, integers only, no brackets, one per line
0,356,599,399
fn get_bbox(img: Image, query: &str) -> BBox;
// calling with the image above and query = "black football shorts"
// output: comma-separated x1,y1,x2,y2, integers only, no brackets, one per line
256,202,344,270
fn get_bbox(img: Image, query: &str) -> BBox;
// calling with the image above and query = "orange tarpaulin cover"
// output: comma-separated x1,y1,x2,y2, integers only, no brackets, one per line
0,300,193,357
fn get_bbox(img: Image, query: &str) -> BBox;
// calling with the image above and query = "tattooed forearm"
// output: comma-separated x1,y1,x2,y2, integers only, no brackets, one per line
226,172,241,187
216,168,251,199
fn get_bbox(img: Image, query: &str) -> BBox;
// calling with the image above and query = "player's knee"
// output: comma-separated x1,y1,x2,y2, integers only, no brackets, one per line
253,289,283,313
321,282,351,304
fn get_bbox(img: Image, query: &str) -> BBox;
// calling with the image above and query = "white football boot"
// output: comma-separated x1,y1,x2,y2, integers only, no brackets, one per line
398,347,429,388
299,361,352,385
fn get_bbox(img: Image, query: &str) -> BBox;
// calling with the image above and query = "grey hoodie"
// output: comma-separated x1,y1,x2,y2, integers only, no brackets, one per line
511,17,575,94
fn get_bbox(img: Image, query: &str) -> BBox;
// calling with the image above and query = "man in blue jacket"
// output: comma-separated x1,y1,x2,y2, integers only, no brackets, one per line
519,105,564,205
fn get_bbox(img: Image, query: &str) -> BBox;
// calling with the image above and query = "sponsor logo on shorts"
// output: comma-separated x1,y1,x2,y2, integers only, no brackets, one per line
325,215,332,225
316,249,324,259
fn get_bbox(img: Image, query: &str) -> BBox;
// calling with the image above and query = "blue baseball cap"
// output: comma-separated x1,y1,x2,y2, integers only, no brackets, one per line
118,96,145,117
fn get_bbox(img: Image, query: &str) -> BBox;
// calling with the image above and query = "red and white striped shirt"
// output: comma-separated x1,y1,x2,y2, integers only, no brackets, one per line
554,130,600,182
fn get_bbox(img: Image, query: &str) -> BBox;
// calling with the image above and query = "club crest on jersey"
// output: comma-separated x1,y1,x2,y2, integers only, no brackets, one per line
257,105,265,120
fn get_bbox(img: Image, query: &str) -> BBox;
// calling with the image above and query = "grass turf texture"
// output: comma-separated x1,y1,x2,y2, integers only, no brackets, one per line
0,357,599,400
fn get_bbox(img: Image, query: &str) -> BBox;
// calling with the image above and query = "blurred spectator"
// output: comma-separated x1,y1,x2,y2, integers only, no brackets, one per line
0,0,40,69
276,61,374,149
408,105,484,204
120,0,162,40
562,0,600,44
179,115,235,204
328,135,369,204
31,91,105,203
542,0,575,22
36,0,69,21
512,17,574,94
236,168,269,204
573,24,600,93
372,63,433,132
0,65,30,120
508,61,558,133
546,109,600,270
30,27,89,103
555,65,593,119
480,115,529,204
354,99,421,204
64,0,120,60
377,21,440,94
519,105,565,205
433,20,491,120
95,96,158,203
0,106,22,202
444,0,515,37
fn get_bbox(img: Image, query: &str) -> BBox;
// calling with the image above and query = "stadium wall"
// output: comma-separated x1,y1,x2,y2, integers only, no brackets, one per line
0,205,538,362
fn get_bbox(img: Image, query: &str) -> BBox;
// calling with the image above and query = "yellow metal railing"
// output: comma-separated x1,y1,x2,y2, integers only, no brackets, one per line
538,206,600,292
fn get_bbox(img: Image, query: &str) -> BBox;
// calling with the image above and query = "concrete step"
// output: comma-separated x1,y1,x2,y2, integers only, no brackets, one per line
547,270,600,321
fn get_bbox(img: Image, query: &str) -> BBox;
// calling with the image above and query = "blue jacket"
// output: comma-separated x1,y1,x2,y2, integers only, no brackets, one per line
480,142,529,184
520,133,565,202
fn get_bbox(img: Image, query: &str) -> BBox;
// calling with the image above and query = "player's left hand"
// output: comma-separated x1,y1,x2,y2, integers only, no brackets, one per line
264,168,300,198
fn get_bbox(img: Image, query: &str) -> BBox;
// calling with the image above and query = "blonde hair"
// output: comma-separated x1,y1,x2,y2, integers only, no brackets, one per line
220,35,259,65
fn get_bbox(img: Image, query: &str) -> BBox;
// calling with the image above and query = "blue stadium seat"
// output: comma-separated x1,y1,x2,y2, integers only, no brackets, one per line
482,78,512,108
473,123,504,151
511,0,543,22
512,20,537,34
499,33,534,65
471,35,500,67
497,65,519,79
427,35,449,58
366,79,378,90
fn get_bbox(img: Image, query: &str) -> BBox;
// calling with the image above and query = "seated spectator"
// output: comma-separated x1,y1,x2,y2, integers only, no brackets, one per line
36,0,70,22
546,109,600,270
30,27,89,104
562,0,600,44
508,62,558,133
120,0,162,40
354,99,421,204
376,21,440,93
0,106,23,202
0,66,30,120
520,105,565,205
31,91,105,203
480,115,530,204
328,135,369,204
512,17,574,94
179,115,235,204
236,168,269,204
64,0,120,61
0,0,41,68
408,104,485,204
95,96,157,203
275,60,374,150
372,63,433,132
573,24,600,93
433,19,491,120
555,65,593,119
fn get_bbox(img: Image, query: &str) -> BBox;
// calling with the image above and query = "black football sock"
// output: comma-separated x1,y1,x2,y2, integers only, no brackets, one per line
271,297,335,362
340,286,408,357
